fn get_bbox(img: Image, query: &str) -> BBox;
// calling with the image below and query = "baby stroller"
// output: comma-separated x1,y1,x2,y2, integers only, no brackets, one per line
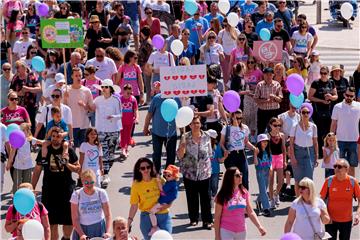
329,0,358,27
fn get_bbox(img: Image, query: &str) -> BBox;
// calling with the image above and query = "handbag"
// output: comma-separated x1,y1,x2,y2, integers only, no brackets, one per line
301,201,332,240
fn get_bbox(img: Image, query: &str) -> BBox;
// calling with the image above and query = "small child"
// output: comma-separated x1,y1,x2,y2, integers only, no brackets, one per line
120,84,139,158
79,127,104,187
41,106,69,165
322,132,339,178
149,164,179,236
116,16,133,55
151,81,161,97
253,134,272,217
307,50,321,89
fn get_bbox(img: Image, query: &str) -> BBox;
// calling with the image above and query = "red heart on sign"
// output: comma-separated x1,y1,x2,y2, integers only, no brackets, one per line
182,90,189,94
199,89,206,94
163,91,171,95
164,76,170,80
172,75,179,80
190,75,197,79
180,75,187,80
191,90,198,94
199,75,205,79
173,90,181,95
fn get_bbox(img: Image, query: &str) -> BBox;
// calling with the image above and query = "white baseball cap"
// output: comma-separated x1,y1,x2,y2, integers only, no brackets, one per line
257,134,269,143
55,73,66,84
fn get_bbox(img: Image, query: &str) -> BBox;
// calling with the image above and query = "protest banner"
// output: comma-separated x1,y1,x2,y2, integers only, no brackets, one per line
160,65,208,98
253,40,283,62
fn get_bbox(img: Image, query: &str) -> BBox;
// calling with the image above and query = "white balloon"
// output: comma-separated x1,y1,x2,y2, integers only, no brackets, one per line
175,106,194,128
22,220,44,240
170,39,184,56
218,0,230,15
340,2,353,20
151,230,173,240
227,12,239,27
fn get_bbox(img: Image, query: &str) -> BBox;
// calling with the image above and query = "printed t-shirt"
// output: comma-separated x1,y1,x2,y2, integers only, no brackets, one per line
119,64,142,96
79,142,103,176
230,47,253,64
121,95,138,125
221,125,250,151
1,106,29,126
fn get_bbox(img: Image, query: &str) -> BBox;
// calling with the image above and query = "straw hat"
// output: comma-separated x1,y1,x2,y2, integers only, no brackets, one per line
93,79,120,93
89,15,100,23
330,64,343,72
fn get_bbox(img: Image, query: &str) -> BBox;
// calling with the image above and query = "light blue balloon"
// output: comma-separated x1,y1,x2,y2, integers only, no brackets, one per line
289,93,304,109
31,56,45,72
259,28,271,41
13,188,36,215
161,99,179,122
6,123,20,138
184,0,198,15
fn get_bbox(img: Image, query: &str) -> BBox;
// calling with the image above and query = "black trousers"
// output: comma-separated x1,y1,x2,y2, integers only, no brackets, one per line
183,177,212,224
224,150,249,190
257,108,280,134
325,221,352,240
312,112,331,158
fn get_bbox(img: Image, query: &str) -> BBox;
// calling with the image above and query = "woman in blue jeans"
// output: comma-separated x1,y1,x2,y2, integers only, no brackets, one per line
289,104,319,196
128,158,172,240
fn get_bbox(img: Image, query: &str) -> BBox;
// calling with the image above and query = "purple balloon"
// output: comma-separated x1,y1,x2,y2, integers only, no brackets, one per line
286,74,304,96
223,90,240,113
38,3,49,17
301,102,313,117
280,233,302,240
152,34,165,50
9,130,26,149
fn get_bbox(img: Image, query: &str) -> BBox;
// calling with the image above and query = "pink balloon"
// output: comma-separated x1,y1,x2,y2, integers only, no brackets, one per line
223,90,240,113
300,102,313,117
286,74,304,96
9,130,26,149
152,34,165,50
38,3,49,17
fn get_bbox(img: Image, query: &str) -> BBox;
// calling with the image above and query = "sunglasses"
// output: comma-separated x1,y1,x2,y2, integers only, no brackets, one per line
276,25,282,28
194,13,200,15
301,111,310,115
84,180,95,185
51,94,61,99
183,32,190,35
133,56,138,59
236,117,243,120
3,68,11,71
247,61,255,64
345,93,355,98
320,72,328,75
238,38,246,41
299,186,308,190
22,32,29,34
96,55,104,58
333,164,346,169
145,11,152,14
140,165,151,171
101,86,109,89
30,51,37,54
208,36,216,39
301,26,307,29
279,2,286,4
234,173,242,178
9,97,19,101
272,124,281,127
60,7,67,10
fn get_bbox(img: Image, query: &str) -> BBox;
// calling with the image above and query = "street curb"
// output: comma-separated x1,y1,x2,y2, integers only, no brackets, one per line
316,45,360,51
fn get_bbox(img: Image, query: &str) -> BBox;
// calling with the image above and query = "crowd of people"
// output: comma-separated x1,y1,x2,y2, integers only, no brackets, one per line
1,0,360,240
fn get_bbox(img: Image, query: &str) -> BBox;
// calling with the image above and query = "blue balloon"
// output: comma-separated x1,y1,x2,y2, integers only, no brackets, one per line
161,99,179,122
31,56,45,72
259,28,271,41
13,188,36,215
289,93,304,108
6,123,20,138
184,0,198,15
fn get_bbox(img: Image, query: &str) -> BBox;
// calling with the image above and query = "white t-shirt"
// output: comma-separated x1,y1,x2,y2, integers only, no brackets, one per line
321,147,339,169
38,104,73,126
70,188,109,225
86,57,117,80
218,29,240,55
94,95,122,132
150,2,170,13
290,122,318,147
1,123,7,154
331,101,360,142
13,141,33,170
79,142,103,176
13,38,35,58
200,43,224,65
221,125,250,151
278,111,300,140
147,51,175,70
291,198,326,240
291,31,313,54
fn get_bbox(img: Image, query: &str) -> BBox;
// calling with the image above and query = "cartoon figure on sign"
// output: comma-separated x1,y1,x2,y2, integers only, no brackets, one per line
42,25,56,43
259,41,278,62
69,24,83,42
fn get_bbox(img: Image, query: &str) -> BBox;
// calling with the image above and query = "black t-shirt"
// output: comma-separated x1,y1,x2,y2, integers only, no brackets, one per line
85,26,112,59
270,29,290,49
36,146,77,191
310,79,335,114
242,31,259,49
108,15,124,37
1,40,11,61
90,9,109,26
192,94,214,126
331,77,349,104
251,12,265,26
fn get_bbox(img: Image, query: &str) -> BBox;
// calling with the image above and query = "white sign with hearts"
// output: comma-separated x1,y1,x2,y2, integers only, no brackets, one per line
160,64,208,98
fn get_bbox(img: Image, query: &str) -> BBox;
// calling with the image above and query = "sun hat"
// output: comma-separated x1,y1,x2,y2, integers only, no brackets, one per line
89,15,100,23
207,129,218,139
163,164,180,179
257,134,269,143
330,64,343,72
55,73,66,84
93,79,121,93
310,50,320,56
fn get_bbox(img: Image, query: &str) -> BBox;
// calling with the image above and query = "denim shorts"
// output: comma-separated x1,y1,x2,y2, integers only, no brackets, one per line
293,145,315,182
338,141,358,167
140,211,172,240
130,19,140,34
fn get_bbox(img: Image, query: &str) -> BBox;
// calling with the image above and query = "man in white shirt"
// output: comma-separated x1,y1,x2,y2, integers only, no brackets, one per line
330,87,360,177
85,48,117,80
12,27,35,61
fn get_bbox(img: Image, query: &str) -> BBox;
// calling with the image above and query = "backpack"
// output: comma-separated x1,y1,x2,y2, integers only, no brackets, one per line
324,175,357,203
12,201,44,216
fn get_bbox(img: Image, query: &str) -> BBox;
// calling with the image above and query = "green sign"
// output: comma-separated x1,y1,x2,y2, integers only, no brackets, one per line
40,18,84,48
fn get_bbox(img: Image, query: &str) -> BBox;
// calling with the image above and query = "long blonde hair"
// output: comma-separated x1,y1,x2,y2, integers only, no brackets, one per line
210,18,222,35
204,31,217,53
223,17,237,40
296,177,316,206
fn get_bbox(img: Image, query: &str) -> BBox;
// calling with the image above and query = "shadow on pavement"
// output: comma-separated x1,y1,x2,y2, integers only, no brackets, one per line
118,186,131,195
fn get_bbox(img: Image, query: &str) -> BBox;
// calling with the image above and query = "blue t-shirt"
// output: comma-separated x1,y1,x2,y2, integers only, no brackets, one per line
158,180,178,204
274,9,294,34
255,20,274,35
211,144,223,174
148,94,181,137
204,13,224,25
178,41,196,60
184,17,209,49
46,119,69,140
255,151,272,171
229,0,246,8
240,2,258,16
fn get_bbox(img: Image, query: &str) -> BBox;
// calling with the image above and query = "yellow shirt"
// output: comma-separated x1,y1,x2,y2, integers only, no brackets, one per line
130,178,169,214
286,68,308,80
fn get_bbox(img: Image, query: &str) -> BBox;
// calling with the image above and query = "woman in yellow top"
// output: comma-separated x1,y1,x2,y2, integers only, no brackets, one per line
128,158,172,240
286,56,308,82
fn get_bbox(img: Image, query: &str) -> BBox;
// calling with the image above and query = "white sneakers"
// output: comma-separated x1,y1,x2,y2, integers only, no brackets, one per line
274,194,280,205
102,174,111,188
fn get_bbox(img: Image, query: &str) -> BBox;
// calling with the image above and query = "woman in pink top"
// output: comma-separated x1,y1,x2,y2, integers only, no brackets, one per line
214,167,266,240
228,33,253,78
118,50,145,105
